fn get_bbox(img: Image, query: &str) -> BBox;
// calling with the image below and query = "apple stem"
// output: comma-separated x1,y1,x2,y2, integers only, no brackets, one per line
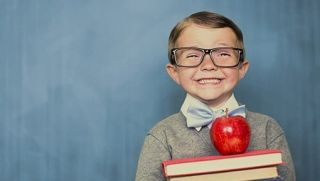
225,108,229,118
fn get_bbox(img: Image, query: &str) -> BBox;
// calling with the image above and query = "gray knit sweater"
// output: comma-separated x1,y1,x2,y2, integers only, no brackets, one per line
135,110,296,181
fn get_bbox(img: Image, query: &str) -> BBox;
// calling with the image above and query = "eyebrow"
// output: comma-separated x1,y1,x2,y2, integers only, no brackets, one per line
178,42,236,49
214,43,234,47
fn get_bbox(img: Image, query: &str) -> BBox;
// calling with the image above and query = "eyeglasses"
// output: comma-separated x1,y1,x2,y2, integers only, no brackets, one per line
171,47,244,68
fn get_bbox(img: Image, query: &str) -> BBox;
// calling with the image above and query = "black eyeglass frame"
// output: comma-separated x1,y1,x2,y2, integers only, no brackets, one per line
171,47,244,68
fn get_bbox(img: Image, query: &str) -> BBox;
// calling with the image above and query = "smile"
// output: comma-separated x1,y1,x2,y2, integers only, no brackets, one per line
198,78,222,85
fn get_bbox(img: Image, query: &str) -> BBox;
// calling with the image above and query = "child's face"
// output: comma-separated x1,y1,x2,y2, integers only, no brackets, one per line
166,24,249,108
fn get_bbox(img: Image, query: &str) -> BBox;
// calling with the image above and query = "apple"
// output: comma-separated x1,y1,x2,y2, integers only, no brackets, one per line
210,109,250,155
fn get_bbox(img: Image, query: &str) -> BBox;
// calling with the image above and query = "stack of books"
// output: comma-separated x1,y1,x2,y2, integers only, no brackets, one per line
162,149,283,181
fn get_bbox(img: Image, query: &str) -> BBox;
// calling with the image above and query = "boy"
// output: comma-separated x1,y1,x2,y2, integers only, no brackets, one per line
135,11,295,181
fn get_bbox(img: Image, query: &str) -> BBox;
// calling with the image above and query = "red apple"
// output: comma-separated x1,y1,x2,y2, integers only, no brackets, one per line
210,110,250,155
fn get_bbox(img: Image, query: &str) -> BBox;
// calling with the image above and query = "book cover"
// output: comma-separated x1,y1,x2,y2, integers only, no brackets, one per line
162,149,283,177
167,166,280,181
257,177,283,181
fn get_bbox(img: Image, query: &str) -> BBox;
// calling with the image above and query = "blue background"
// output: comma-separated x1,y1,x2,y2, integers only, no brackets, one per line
1,0,319,180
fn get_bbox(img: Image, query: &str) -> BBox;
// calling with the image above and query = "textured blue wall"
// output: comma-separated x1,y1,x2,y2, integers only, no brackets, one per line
0,0,319,180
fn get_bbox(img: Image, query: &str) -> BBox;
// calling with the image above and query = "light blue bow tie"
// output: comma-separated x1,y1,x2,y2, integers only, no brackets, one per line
186,103,246,128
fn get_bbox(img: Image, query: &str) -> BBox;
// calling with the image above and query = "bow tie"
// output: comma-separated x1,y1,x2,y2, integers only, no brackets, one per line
185,103,246,129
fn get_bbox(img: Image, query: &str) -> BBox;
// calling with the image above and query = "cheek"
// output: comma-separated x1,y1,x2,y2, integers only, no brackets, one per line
224,70,241,83
177,70,196,85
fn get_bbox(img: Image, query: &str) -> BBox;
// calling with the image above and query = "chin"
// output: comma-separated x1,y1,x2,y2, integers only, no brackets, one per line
193,92,231,106
195,94,221,103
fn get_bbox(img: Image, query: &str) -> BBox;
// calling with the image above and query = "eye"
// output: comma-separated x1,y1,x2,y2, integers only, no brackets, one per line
186,54,199,58
218,52,231,57
183,49,202,59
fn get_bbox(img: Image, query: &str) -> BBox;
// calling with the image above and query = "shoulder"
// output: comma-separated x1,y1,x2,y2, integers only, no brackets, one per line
148,112,186,136
246,110,273,122
246,110,284,134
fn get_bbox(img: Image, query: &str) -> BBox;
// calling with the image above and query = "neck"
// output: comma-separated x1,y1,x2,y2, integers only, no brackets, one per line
202,93,233,109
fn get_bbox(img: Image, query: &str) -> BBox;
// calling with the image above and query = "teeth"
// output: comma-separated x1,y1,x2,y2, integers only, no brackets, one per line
198,79,221,84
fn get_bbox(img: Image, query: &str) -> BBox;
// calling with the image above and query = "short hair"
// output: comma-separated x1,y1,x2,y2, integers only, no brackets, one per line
168,11,245,64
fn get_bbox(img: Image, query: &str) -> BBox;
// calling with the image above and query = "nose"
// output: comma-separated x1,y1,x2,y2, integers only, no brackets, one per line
200,54,218,71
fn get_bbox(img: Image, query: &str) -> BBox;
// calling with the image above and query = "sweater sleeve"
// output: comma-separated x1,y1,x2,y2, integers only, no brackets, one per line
135,132,171,181
266,119,296,181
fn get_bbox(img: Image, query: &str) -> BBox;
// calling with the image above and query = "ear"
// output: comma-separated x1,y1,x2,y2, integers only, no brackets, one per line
239,60,250,80
166,63,181,85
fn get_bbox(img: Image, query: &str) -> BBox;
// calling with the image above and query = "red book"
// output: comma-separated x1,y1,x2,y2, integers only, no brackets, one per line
162,149,283,178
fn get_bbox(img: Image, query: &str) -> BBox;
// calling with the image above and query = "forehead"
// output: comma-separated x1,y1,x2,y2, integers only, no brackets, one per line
176,24,238,48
